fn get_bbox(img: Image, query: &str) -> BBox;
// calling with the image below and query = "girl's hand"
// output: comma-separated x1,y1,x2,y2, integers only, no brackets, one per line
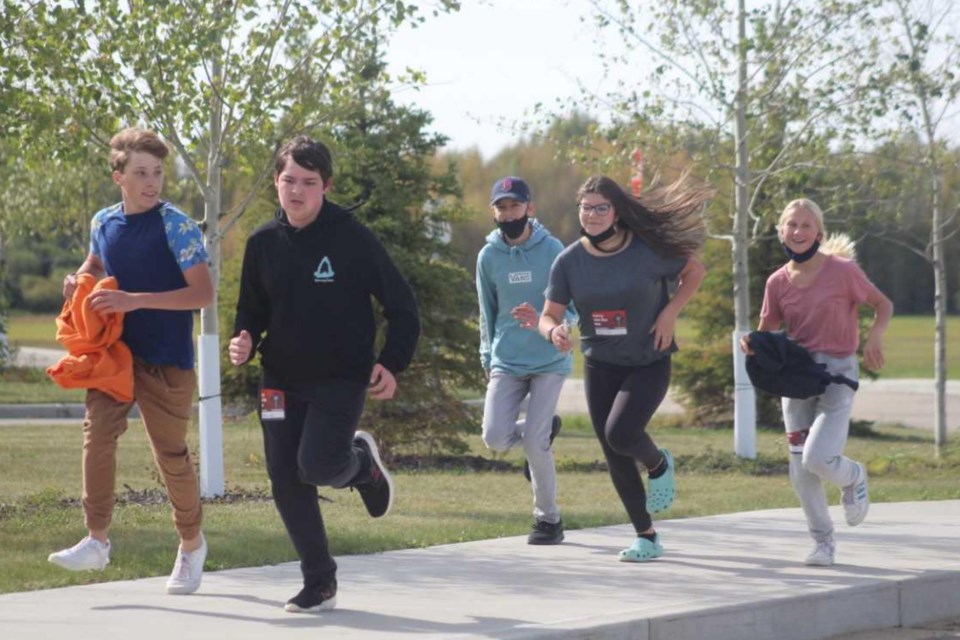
650,308,678,351
863,330,885,371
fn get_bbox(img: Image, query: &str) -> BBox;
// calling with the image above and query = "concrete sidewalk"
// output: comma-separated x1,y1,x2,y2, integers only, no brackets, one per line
7,346,958,431
3,501,959,640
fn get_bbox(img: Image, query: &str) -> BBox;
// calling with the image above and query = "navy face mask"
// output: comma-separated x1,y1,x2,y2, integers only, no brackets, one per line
497,215,529,240
782,238,821,263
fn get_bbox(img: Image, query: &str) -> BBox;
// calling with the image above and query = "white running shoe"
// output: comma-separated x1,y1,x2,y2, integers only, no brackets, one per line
48,536,111,571
842,462,869,526
166,533,207,595
804,539,836,566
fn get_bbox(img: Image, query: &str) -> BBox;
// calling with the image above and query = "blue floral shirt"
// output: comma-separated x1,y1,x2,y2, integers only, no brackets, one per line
89,201,209,369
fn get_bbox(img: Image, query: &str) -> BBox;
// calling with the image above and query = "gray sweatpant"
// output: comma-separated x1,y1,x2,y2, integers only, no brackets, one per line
783,353,861,543
482,370,566,523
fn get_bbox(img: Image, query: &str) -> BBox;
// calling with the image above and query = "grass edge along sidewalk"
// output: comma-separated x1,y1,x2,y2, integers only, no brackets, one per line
1,416,958,594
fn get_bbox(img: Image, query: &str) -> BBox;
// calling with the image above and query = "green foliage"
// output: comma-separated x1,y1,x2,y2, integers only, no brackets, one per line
328,44,483,456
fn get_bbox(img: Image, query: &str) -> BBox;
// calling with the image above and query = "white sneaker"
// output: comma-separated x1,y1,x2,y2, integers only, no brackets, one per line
166,533,207,595
804,539,836,566
48,536,111,571
842,462,869,526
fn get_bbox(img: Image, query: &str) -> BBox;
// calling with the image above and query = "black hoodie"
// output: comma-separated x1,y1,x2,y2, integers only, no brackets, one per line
234,200,420,385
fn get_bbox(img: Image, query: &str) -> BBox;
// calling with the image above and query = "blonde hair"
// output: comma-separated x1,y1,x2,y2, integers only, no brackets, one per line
108,127,170,172
779,198,856,260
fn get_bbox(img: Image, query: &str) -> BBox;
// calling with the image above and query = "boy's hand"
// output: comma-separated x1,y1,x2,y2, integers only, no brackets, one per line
229,330,253,365
88,289,138,314
63,273,79,300
510,302,539,330
369,364,397,400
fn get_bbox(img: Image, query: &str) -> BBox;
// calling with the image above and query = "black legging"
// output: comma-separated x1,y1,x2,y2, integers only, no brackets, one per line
584,356,671,533
259,370,372,588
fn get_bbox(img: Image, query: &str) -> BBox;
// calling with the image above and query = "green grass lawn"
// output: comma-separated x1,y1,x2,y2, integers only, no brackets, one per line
1,413,957,594
567,315,959,379
5,312,61,348
6,311,202,349
9,313,958,380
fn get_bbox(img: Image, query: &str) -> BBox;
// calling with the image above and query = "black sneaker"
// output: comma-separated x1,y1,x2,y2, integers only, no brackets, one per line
353,430,394,518
524,415,563,482
284,579,337,613
528,519,564,545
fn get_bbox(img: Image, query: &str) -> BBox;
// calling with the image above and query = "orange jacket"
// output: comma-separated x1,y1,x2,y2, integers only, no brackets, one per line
46,274,134,403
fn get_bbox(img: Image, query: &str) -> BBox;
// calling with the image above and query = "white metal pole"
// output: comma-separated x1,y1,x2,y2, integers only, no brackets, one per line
197,333,224,497
733,330,757,459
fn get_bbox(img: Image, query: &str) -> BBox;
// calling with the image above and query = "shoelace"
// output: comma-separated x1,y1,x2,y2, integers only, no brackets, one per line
171,551,194,580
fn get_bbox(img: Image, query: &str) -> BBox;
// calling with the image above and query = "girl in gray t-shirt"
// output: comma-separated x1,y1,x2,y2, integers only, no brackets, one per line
541,173,711,563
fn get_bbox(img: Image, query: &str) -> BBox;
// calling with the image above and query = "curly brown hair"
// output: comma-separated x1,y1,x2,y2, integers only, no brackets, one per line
108,128,170,172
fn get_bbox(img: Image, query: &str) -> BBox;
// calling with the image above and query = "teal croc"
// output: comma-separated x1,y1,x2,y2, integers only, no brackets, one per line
647,449,675,513
619,535,663,562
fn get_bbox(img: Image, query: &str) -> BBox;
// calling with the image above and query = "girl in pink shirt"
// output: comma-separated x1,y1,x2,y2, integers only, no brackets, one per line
742,198,892,567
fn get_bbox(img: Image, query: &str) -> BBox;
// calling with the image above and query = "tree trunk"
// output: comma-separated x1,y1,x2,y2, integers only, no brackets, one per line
931,171,947,454
197,56,225,497
919,70,948,455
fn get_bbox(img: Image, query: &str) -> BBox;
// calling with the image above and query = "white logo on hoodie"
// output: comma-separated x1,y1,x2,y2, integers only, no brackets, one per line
508,271,532,284
313,256,335,283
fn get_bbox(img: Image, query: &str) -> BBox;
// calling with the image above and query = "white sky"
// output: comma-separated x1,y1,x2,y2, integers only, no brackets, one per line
386,0,617,159
386,1,960,159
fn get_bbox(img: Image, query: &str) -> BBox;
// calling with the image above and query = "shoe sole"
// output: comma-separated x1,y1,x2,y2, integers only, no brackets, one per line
527,533,565,545
284,596,337,613
47,555,109,571
355,430,394,518
166,581,202,595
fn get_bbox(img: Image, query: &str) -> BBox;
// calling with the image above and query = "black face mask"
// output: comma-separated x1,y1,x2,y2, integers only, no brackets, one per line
782,238,821,263
580,225,619,248
497,214,529,240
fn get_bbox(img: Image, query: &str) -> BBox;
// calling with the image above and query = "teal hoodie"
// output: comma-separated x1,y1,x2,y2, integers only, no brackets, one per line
476,220,574,375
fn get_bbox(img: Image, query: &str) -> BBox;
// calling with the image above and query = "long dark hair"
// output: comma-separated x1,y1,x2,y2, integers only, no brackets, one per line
578,173,712,257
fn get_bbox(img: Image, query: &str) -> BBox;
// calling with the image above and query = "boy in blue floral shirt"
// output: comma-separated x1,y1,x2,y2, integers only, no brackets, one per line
48,128,214,595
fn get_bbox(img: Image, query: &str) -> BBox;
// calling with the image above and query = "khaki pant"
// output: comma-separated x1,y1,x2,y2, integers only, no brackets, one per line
81,360,202,540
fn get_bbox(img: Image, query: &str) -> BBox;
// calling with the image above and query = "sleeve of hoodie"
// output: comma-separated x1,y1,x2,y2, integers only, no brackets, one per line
476,248,498,371
233,233,269,362
365,229,421,375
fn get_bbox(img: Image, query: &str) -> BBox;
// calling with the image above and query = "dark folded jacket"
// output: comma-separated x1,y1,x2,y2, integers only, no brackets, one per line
746,331,859,399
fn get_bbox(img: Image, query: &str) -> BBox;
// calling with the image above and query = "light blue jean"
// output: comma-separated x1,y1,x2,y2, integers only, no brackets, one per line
482,371,566,523
783,353,861,543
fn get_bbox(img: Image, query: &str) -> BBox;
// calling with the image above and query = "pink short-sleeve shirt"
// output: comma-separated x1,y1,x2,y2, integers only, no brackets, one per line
759,255,878,357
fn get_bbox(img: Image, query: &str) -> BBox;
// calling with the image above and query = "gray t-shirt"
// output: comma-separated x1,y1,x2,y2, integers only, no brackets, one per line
546,237,686,366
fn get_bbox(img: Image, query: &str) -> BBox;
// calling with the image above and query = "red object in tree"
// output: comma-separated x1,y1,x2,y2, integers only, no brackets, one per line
631,148,644,196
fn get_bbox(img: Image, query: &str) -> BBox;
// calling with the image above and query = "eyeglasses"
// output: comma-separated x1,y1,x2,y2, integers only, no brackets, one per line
578,203,613,217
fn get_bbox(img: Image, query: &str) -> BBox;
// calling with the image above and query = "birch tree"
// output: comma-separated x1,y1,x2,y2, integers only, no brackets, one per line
587,0,883,456
875,0,959,452
1,0,458,494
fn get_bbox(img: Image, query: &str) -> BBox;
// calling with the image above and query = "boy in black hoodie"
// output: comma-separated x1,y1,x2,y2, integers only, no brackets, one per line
229,136,420,613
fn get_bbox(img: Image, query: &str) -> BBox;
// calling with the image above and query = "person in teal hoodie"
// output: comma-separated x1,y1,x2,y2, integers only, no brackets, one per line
476,176,574,545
